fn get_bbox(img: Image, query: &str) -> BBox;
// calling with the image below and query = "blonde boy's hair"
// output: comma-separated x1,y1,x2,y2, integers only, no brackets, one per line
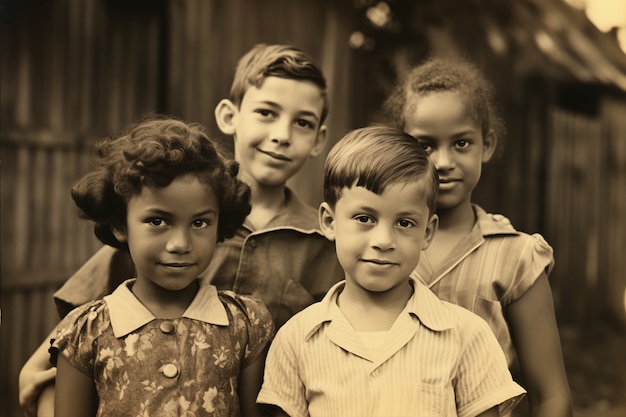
229,43,329,124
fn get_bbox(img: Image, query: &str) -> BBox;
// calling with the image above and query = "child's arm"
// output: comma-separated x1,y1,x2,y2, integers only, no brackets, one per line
19,328,58,417
238,350,267,417
506,273,573,417
54,354,97,416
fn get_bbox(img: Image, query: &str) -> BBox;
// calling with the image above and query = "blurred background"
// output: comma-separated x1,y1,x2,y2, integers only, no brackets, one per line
1,0,625,416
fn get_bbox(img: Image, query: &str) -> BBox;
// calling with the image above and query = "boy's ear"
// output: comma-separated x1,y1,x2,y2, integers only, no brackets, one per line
112,227,128,243
318,201,336,241
421,214,439,250
214,99,238,135
308,125,328,158
481,129,497,163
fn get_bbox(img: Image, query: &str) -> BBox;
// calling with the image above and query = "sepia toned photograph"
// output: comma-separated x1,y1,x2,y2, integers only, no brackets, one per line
1,0,625,416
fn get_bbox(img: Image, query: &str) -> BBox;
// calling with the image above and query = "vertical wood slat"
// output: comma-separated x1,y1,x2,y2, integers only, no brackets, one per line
13,147,31,269
603,97,626,326
0,283,62,417
546,109,604,325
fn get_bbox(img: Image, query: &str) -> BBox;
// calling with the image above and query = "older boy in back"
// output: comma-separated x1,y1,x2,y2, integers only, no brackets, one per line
19,43,343,417
257,125,525,417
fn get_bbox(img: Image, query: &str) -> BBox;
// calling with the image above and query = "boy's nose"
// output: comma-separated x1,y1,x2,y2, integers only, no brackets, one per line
271,121,292,145
371,225,395,251
166,228,192,253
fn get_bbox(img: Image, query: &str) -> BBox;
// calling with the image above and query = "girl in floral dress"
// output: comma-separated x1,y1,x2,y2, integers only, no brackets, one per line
50,116,274,417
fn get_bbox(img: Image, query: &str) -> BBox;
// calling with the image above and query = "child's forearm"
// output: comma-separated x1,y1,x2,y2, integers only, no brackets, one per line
36,384,56,417
529,394,573,417
19,329,58,417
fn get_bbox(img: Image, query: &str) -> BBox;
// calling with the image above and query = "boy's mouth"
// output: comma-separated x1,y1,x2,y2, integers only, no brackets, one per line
362,258,395,265
258,149,292,161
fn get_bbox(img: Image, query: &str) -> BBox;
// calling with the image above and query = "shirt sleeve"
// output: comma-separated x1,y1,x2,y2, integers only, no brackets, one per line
53,245,135,318
223,293,275,368
453,310,527,417
257,322,309,417
502,232,554,304
49,300,110,377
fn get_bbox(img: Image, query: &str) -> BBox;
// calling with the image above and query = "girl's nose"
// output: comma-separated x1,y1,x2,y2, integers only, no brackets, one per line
166,227,192,253
431,149,454,170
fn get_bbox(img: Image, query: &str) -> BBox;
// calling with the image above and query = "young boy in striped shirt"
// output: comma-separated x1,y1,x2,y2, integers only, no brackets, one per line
257,125,526,417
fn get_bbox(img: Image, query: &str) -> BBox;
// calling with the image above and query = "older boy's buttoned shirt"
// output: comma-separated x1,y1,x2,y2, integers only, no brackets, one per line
257,278,526,417
202,188,343,328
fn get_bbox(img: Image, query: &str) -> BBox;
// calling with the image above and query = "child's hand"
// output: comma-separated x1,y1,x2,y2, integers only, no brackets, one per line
19,367,57,417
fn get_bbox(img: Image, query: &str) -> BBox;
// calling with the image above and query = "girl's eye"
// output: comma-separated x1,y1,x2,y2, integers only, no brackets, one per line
191,219,211,229
417,142,433,153
147,218,168,227
455,139,471,149
397,219,416,228
354,215,374,224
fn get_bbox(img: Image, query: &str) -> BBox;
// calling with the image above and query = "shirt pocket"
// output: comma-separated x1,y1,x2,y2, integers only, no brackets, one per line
414,382,453,416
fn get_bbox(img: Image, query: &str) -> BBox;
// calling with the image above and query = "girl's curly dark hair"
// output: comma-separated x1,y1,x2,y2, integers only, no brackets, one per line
71,116,251,250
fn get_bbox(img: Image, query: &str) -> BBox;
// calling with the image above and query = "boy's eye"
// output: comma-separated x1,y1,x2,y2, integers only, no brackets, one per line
397,219,416,228
354,215,374,224
255,109,276,118
295,119,315,129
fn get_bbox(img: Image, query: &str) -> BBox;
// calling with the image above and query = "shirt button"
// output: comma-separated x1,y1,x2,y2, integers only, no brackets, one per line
249,239,257,248
160,363,179,378
160,321,176,334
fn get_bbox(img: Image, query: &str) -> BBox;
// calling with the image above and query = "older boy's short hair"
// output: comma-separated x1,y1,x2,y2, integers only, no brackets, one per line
229,43,329,124
323,124,439,214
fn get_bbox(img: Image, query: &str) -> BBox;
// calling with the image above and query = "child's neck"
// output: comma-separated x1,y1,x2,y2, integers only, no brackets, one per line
131,279,199,319
435,199,475,232
338,281,413,332
425,200,476,269
246,181,287,230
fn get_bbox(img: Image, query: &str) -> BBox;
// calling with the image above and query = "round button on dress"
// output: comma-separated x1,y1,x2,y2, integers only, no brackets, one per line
160,321,176,334
161,364,179,378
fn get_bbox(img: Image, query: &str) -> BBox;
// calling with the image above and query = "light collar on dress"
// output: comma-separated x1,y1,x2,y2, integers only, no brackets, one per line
104,278,229,338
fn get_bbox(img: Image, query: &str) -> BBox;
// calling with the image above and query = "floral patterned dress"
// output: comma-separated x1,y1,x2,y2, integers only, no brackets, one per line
50,279,274,417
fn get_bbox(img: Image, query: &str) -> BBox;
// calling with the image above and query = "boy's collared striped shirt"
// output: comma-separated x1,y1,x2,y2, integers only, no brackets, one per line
258,278,526,417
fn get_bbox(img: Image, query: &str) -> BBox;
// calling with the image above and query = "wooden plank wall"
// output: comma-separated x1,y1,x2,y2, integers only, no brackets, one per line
599,96,626,327
545,109,603,325
1,1,164,416
545,101,626,329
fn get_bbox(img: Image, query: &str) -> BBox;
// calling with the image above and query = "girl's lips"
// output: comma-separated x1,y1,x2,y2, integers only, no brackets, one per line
160,262,195,268
438,178,461,190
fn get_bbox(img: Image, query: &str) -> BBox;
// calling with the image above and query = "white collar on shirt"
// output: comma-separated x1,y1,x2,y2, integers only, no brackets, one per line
103,278,229,338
